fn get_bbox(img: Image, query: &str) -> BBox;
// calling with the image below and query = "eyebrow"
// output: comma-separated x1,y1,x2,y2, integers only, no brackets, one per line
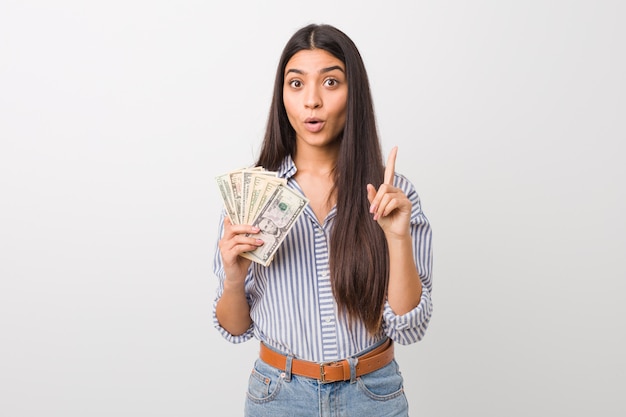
285,65,345,75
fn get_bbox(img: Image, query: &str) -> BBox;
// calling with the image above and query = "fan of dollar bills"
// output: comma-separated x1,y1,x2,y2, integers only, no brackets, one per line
216,167,309,266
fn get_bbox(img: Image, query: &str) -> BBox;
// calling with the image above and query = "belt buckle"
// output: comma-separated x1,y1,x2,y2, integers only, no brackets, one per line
318,360,338,383
319,362,327,382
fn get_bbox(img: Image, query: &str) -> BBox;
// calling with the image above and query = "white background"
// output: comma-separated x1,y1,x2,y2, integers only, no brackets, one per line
1,1,624,416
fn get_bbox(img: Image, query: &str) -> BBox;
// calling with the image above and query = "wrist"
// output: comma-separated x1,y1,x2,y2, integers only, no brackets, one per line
384,229,412,243
223,276,247,294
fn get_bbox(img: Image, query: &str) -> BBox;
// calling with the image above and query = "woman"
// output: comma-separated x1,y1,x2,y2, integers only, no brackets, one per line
213,23,433,416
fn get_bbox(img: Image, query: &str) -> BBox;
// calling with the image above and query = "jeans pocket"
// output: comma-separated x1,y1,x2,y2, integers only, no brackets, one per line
357,359,405,401
246,359,283,404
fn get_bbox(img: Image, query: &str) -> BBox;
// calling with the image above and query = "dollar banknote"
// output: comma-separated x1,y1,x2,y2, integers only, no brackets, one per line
240,184,309,266
216,170,240,224
242,169,283,224
216,167,307,266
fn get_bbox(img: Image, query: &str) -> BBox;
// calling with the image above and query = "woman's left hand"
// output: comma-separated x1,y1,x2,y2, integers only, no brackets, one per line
367,146,412,239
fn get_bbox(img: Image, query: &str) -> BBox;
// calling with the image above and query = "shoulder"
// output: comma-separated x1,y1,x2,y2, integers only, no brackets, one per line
393,172,427,221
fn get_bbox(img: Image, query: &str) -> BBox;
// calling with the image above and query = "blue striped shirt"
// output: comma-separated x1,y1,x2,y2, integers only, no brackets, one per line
212,155,433,362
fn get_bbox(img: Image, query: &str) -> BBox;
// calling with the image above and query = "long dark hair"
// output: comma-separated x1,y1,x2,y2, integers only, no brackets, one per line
256,24,389,334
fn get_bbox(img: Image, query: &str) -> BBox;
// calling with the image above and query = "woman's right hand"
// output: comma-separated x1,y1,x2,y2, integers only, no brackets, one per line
218,217,264,283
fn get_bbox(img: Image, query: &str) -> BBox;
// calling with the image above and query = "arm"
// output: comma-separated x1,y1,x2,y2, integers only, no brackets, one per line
214,215,264,336
385,231,422,315
367,147,425,315
382,202,433,344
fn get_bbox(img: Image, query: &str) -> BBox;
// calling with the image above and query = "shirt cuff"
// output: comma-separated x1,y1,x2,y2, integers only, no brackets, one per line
211,296,255,344
382,286,433,344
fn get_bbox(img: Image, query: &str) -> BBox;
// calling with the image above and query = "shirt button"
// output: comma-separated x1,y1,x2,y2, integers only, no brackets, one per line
325,317,332,323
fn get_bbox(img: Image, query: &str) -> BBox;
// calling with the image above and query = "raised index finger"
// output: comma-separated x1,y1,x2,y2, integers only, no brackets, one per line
384,146,398,185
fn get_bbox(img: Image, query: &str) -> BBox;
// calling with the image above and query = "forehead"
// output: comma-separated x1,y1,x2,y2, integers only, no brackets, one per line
285,49,344,73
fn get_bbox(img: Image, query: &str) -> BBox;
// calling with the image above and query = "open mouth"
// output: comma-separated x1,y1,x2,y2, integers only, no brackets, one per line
304,118,325,132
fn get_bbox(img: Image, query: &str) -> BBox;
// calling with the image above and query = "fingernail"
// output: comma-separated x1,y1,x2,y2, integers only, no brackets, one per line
256,239,264,244
251,226,260,233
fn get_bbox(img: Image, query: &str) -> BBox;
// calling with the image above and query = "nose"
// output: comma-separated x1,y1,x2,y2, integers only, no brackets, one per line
304,86,322,109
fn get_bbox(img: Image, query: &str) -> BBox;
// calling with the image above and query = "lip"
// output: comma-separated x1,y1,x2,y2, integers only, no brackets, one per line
304,117,325,133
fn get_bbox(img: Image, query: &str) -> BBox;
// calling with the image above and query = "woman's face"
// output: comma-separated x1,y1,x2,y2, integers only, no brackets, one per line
283,49,348,151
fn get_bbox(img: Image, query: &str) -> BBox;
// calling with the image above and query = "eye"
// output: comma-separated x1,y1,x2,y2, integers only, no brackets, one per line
288,79,303,88
324,78,339,88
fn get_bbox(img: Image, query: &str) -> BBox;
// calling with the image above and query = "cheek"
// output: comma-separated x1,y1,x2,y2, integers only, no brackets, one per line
283,96,299,122
330,94,348,120
334,102,347,126
283,92,298,113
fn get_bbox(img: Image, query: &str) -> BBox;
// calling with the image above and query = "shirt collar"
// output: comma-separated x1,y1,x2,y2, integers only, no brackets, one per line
277,154,297,180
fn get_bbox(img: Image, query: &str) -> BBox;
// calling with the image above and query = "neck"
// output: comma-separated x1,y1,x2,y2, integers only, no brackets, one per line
293,143,339,175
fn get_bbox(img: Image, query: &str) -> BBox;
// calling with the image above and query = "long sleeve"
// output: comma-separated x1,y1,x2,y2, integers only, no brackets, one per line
381,174,434,344
211,211,255,343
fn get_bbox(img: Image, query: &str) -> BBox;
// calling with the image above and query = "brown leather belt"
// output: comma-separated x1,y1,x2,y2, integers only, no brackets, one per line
259,339,394,382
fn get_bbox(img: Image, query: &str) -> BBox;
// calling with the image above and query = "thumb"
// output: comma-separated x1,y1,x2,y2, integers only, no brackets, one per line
366,183,377,204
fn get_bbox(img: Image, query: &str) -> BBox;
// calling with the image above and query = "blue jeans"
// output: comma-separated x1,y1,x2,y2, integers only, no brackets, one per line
244,356,409,416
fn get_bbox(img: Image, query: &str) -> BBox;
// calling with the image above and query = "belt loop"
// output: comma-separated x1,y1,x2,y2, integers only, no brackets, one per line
347,357,358,384
284,355,293,382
